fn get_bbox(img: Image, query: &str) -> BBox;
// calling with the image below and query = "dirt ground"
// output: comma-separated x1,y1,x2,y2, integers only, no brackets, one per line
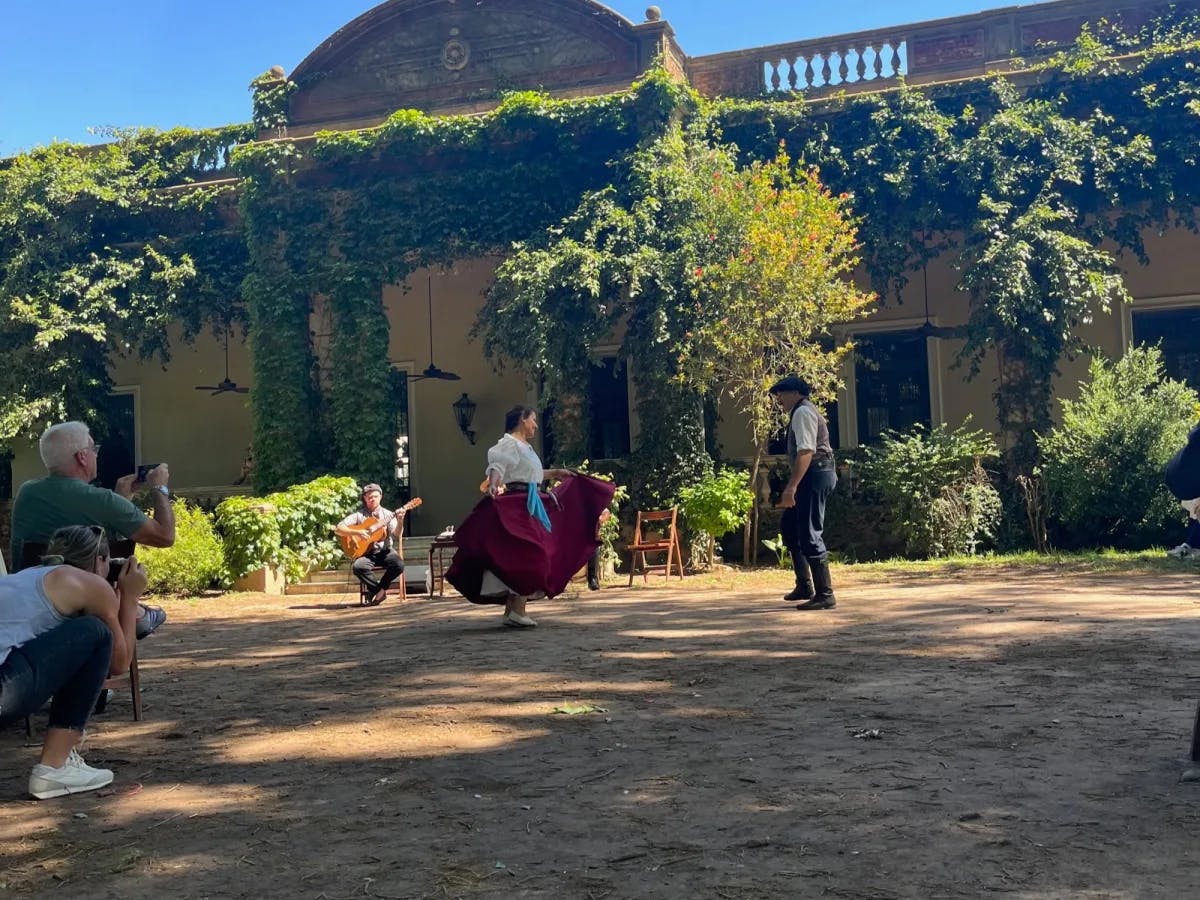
3,565,1200,899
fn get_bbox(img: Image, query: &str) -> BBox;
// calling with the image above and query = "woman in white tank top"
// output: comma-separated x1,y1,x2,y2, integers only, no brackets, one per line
0,525,144,799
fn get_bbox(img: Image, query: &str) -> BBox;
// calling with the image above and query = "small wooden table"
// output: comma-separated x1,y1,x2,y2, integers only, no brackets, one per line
427,534,458,598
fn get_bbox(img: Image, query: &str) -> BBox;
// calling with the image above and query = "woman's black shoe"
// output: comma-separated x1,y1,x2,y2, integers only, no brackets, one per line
587,577,601,591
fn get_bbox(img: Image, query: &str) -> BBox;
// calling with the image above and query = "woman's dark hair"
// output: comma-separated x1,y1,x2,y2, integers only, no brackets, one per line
504,405,536,433
43,525,109,571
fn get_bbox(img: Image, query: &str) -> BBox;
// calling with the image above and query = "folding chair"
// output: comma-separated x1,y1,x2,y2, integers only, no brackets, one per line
19,541,143,724
356,567,407,604
627,507,685,585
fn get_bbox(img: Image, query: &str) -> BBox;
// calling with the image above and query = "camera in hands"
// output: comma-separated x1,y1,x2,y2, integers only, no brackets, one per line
106,558,128,584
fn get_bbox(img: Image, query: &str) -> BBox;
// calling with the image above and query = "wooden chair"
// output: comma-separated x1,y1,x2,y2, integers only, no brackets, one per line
627,508,685,585
356,567,407,605
19,540,143,724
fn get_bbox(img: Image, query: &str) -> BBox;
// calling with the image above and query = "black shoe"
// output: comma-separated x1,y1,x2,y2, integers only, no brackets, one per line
783,585,814,602
587,578,601,591
796,597,836,610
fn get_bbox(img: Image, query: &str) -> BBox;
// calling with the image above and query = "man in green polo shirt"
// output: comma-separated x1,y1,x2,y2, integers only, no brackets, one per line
10,421,176,638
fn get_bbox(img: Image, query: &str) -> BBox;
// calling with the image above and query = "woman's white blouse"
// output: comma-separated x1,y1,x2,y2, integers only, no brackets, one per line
485,433,544,484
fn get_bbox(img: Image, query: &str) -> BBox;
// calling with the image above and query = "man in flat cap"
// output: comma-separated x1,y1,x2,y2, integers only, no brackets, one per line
334,483,405,606
769,376,838,610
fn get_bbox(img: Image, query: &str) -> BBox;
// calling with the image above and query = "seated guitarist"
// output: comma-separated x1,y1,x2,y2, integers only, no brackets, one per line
334,483,405,606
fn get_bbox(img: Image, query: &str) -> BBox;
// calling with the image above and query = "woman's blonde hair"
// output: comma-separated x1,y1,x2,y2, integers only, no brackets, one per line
43,525,110,572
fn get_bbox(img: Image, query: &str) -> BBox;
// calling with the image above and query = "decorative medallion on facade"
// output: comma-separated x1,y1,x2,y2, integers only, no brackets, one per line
442,28,470,71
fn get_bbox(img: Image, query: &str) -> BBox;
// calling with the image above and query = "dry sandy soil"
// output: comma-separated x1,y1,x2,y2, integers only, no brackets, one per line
2,565,1200,899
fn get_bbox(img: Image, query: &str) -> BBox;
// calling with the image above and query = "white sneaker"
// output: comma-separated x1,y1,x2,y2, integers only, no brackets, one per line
29,749,114,800
1167,543,1192,559
502,611,538,628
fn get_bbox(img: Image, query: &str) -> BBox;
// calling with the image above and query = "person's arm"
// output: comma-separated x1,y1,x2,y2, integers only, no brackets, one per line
779,406,818,509
485,438,520,497
41,566,139,675
333,512,367,538
129,465,175,548
779,451,813,509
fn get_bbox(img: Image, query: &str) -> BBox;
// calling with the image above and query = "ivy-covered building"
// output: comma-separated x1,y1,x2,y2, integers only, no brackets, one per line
4,0,1200,538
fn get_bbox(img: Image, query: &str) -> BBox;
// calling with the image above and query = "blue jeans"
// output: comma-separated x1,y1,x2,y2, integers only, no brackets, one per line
0,616,112,731
781,460,838,563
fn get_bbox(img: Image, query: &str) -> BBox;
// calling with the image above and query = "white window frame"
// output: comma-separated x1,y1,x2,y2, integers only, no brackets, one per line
1121,293,1200,348
391,360,418,500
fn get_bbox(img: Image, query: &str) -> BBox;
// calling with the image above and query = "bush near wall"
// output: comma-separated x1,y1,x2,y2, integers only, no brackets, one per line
215,475,360,583
1039,346,1199,549
856,423,1002,559
139,498,226,595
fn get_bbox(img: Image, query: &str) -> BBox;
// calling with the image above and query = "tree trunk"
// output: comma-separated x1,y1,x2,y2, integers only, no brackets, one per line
743,443,766,567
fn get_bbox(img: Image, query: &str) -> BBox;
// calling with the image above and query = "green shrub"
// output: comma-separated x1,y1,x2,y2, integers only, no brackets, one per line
812,449,900,563
215,475,360,582
678,468,755,569
139,499,226,595
273,475,361,580
1039,346,1198,548
858,421,1002,558
214,496,283,581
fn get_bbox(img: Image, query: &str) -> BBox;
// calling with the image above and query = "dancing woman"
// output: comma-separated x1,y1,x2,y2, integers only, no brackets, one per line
447,405,615,627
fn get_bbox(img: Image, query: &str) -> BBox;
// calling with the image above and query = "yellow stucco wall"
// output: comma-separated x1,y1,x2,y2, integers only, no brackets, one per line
9,228,1198,533
382,261,531,532
11,328,254,492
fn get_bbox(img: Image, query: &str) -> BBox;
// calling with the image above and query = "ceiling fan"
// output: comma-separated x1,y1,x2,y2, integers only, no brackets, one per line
409,275,462,382
916,260,968,341
195,329,250,396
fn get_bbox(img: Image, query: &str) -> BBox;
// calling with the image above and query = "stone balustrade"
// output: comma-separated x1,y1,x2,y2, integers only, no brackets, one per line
687,0,1200,100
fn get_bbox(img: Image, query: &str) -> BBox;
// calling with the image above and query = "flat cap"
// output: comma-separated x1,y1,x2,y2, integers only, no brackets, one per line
360,482,383,495
768,375,811,395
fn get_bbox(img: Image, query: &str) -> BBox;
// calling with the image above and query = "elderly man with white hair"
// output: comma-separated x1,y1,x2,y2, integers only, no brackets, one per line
9,421,175,638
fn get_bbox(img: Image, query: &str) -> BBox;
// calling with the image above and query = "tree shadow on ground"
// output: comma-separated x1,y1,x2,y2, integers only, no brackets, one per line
2,570,1199,898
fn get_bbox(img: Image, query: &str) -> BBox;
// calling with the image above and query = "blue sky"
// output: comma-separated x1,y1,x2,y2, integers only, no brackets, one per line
1,0,1009,154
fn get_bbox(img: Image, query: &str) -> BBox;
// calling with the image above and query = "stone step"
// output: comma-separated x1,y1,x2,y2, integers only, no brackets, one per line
286,565,430,596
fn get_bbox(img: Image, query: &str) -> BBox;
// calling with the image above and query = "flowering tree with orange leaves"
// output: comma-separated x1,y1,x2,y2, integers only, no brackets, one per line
679,147,876,558
483,128,874,526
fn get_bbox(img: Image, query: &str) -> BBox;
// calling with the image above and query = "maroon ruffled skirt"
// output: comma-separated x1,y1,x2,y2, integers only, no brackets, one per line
446,474,616,605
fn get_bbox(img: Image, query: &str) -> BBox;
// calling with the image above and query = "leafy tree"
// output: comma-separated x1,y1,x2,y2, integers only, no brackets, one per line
0,128,250,444
481,128,872,510
676,146,874,557
1039,345,1198,548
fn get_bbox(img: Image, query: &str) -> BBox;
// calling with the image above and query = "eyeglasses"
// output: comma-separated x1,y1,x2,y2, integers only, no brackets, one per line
79,443,101,456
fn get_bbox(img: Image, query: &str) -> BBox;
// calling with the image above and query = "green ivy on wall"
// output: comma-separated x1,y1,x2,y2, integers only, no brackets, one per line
5,15,1200,496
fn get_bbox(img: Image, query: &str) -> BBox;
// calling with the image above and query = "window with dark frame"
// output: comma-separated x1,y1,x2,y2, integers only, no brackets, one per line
390,368,412,503
1131,306,1200,392
94,392,136,490
588,357,631,460
854,330,932,444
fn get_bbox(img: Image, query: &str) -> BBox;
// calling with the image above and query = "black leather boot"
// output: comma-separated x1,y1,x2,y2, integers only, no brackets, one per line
783,553,814,602
586,550,601,591
796,557,836,610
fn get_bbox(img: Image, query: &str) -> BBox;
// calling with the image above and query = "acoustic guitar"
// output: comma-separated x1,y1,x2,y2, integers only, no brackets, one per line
340,497,423,560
